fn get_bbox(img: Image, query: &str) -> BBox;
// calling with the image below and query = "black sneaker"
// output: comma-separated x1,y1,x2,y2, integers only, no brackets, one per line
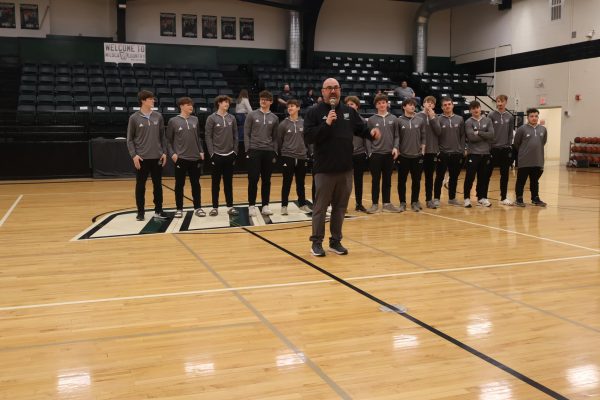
355,204,367,212
136,213,144,221
311,242,326,257
153,211,169,219
515,198,526,207
328,241,348,255
532,198,547,207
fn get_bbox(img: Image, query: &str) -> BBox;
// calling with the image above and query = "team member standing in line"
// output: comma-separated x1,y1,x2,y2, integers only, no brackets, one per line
304,78,380,257
345,96,368,212
396,98,426,212
417,96,441,209
166,97,205,218
433,97,466,207
488,94,515,205
513,108,548,207
127,90,167,221
366,94,401,213
204,95,239,217
277,99,311,215
244,90,279,216
463,101,495,208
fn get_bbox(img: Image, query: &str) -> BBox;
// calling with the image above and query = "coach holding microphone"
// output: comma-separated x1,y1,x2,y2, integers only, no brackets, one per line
304,78,381,257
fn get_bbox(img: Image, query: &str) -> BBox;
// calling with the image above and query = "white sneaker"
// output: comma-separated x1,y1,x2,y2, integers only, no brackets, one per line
478,198,492,207
298,205,312,213
248,206,257,216
326,205,332,216
174,209,183,218
281,206,288,215
464,198,472,208
261,205,273,215
500,198,514,206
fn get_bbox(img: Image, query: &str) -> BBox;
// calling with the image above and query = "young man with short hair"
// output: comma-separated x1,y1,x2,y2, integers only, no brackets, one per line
204,95,239,217
127,90,167,221
345,96,368,212
463,101,495,208
417,96,441,209
488,94,515,205
278,99,310,215
166,97,205,218
244,90,279,216
366,94,401,213
396,98,426,212
434,97,466,207
513,108,548,207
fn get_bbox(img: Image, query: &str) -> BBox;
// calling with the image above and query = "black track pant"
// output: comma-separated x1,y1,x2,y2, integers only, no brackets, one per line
397,155,423,204
423,153,437,202
281,156,307,207
463,154,492,200
434,152,462,200
369,153,394,204
211,153,235,208
352,153,368,206
490,147,512,201
515,166,543,201
135,158,163,214
247,149,275,207
174,158,201,210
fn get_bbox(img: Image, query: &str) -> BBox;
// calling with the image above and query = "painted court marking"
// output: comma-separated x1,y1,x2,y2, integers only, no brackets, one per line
1,253,597,312
0,195,23,228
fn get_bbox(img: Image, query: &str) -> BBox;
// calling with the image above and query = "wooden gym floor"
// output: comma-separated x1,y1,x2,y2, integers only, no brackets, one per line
0,165,599,399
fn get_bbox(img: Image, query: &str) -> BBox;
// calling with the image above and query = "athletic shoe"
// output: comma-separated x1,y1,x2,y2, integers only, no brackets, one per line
174,209,184,218
383,203,402,213
328,241,348,255
426,200,437,209
433,198,441,208
311,242,326,257
414,201,423,210
136,213,144,221
261,205,273,215
500,198,514,206
366,204,379,214
194,208,206,217
464,198,472,208
399,202,407,212
298,205,312,213
227,207,239,216
448,198,461,206
532,198,547,207
248,206,257,216
281,206,288,215
478,198,492,207
411,202,421,212
209,208,218,216
153,211,168,219
355,204,367,213
326,205,332,216
514,199,526,207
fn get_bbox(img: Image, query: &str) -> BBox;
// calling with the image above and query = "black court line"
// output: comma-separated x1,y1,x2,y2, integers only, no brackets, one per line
241,227,569,400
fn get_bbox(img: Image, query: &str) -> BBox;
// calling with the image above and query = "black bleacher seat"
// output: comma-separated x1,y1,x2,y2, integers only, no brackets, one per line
123,87,138,97
55,85,72,95
16,105,36,125
105,77,121,86
194,71,209,79
126,97,138,107
204,88,218,97
74,95,91,106
182,79,197,89
119,69,134,78
89,77,105,86
21,75,37,85
37,85,55,95
72,67,87,77
39,66,55,75
73,86,90,96
219,88,233,96
37,105,56,125
20,85,36,95
73,77,89,86
107,86,123,96
37,95,55,106
180,71,193,80
198,80,212,88
91,105,111,125
110,106,129,125
104,69,119,78
90,86,107,96
18,94,36,105
134,69,150,78
88,67,103,77
150,70,164,79
165,71,179,79
56,95,73,106
161,106,178,120
213,80,227,88
22,65,37,75
209,72,223,79
172,88,186,98
137,78,152,88
156,87,171,98
74,105,91,125
153,78,168,88
158,97,175,107
55,105,75,124
121,77,136,86
56,67,71,76
39,75,54,85
109,96,126,106
91,95,109,106
168,79,182,88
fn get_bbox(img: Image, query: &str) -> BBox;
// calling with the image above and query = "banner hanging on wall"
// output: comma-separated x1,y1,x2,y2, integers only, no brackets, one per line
0,3,16,28
104,43,146,64
160,13,176,37
20,3,38,30
202,15,217,39
221,16,236,40
182,14,197,38
239,17,254,41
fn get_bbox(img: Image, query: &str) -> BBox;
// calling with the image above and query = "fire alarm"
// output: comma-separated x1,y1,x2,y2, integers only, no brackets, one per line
575,94,582,101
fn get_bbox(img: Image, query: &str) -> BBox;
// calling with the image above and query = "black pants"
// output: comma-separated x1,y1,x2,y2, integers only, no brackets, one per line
247,149,275,206
174,158,202,210
352,153,368,206
463,154,492,200
135,158,163,214
434,152,463,200
397,155,424,203
515,167,543,201
423,153,437,202
281,156,307,207
490,147,512,200
369,153,394,204
211,153,235,208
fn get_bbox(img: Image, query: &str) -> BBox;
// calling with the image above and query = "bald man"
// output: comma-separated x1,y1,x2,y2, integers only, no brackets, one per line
304,78,381,257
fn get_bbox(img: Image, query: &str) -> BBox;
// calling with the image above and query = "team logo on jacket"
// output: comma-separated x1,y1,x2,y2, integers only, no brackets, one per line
256,119,260,122
178,127,183,131
216,123,221,127
442,124,447,128
299,128,303,131
153,121,158,125
139,123,144,127
193,124,196,128
344,113,350,120
375,123,380,127
287,129,292,132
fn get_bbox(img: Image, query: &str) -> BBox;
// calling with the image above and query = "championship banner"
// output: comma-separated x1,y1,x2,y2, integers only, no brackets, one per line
160,12,176,37
182,14,197,38
202,15,216,39
20,3,38,29
221,16,236,40
104,43,146,64
240,17,254,41
0,3,16,28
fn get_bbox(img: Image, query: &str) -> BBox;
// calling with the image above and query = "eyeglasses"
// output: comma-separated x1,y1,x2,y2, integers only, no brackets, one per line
323,86,341,91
